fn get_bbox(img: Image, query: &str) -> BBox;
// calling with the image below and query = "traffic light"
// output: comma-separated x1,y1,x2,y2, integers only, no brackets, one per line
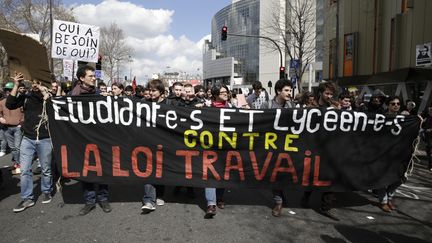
279,66,285,79
96,55,102,70
221,26,228,41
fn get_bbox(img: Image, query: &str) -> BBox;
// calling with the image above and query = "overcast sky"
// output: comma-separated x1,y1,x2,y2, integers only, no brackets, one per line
63,0,231,83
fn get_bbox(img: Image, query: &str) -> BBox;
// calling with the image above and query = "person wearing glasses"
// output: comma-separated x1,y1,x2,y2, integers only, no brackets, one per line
204,83,231,219
377,96,403,212
386,96,402,115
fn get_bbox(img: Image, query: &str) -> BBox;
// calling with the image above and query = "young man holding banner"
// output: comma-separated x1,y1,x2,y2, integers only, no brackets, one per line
259,79,295,217
73,65,112,216
301,81,340,221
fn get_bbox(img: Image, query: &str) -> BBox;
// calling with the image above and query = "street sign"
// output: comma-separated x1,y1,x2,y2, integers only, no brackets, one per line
289,59,300,78
95,70,102,79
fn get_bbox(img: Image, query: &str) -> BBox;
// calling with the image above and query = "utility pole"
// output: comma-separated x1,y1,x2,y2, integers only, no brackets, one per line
129,55,132,83
49,0,54,75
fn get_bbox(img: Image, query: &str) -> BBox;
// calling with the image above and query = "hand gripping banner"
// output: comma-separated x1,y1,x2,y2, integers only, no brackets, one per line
47,96,421,191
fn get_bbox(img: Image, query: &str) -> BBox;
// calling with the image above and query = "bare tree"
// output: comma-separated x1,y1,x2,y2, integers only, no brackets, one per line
100,23,133,85
264,0,316,91
0,0,75,80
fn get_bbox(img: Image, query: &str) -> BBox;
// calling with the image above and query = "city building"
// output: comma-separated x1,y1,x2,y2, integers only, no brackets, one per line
203,0,289,94
323,0,432,112
203,0,322,95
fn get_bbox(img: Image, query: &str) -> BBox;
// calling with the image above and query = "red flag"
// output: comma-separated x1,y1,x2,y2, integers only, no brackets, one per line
132,76,137,92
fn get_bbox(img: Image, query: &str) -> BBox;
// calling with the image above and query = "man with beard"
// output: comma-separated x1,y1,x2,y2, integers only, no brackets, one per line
301,81,341,221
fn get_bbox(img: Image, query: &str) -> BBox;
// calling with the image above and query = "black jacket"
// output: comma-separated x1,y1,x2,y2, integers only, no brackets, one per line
6,91,49,140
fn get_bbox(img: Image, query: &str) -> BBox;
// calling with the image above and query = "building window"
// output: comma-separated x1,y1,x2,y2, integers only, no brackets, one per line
343,33,354,77
401,0,409,13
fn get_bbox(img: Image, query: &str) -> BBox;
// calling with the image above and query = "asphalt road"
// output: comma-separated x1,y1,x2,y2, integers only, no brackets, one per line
0,152,431,243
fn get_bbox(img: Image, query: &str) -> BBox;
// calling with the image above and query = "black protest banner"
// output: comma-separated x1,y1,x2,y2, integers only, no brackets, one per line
47,96,421,191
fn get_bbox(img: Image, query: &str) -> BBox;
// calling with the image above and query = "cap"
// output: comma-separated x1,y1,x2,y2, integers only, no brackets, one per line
4,82,14,90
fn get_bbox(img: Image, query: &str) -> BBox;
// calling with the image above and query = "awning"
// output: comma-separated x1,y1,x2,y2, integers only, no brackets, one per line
336,67,432,86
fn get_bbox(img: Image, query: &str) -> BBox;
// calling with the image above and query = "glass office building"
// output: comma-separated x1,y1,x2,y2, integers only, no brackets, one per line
203,0,282,89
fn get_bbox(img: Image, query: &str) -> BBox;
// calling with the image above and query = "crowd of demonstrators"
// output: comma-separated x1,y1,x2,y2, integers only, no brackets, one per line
0,71,427,220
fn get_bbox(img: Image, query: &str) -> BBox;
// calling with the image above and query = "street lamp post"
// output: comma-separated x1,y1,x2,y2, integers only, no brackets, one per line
129,55,132,82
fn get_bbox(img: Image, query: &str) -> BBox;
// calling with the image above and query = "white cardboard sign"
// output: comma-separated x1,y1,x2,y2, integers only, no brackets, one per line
52,20,100,62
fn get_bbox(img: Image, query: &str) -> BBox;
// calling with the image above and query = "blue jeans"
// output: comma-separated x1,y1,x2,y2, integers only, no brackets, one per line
4,126,22,163
205,188,225,206
142,184,156,206
82,183,109,205
0,129,7,152
19,136,52,200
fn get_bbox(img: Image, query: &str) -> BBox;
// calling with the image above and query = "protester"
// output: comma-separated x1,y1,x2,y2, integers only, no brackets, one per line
204,83,231,219
73,65,112,215
376,96,404,212
301,81,340,221
50,81,59,96
338,92,353,110
98,82,108,96
134,85,144,100
194,85,209,107
167,82,184,106
124,85,133,97
0,82,24,175
205,87,212,103
7,73,53,213
183,83,198,108
361,89,386,113
171,83,196,198
111,83,124,97
422,106,432,171
401,100,416,115
142,87,151,101
141,79,167,214
297,91,317,108
0,90,7,158
246,81,269,109
259,79,295,217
